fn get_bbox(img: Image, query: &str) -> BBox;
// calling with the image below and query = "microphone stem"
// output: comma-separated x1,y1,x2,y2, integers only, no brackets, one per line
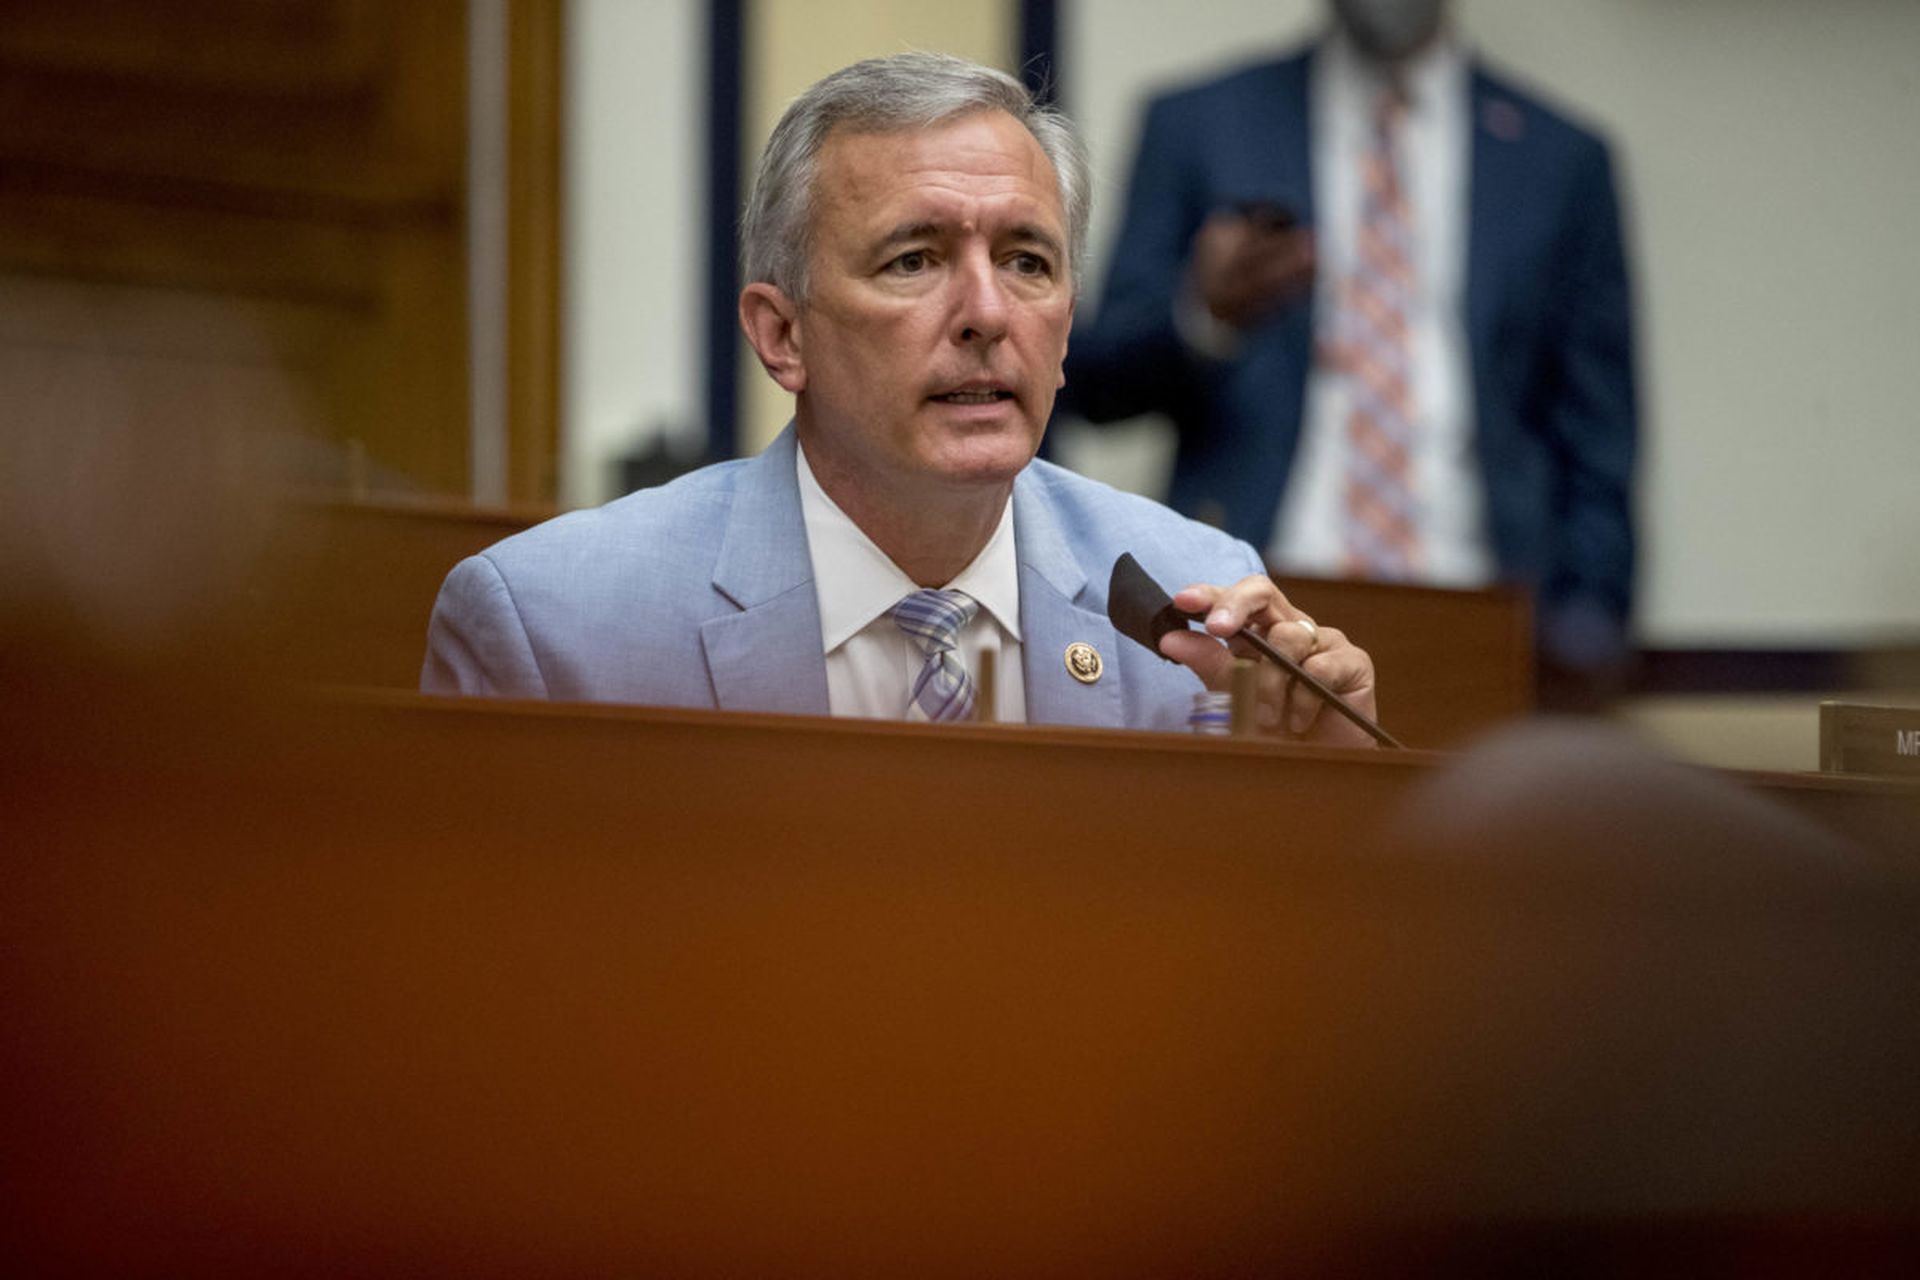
1233,627,1407,750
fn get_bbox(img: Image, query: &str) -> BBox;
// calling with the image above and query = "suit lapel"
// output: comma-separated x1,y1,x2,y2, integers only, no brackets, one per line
700,440,1130,725
700,426,831,715
1275,51,1315,218
1465,64,1528,383
1275,51,1318,378
1013,474,1126,729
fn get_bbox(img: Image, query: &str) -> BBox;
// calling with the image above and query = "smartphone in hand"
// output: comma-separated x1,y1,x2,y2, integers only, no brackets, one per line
1233,199,1300,234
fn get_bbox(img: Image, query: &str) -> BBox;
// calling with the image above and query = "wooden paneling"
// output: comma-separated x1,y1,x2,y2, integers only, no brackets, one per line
0,0,564,503
505,0,564,503
0,0,385,92
1276,573,1536,748
245,494,559,688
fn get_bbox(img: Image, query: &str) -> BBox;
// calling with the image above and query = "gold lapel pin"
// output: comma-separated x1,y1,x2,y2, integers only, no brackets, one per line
1064,641,1103,685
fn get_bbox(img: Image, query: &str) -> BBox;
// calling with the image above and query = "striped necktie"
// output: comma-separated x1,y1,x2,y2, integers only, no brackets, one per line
890,588,979,722
1334,85,1422,580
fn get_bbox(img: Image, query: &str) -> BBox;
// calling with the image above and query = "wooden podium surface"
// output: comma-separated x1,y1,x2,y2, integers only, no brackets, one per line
5,684,1918,1275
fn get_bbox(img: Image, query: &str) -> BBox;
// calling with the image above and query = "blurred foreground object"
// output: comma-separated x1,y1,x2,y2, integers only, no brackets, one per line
4,686,1916,1275
0,332,276,685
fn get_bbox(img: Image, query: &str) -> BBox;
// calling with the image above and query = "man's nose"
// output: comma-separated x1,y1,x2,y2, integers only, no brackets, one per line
949,252,1010,346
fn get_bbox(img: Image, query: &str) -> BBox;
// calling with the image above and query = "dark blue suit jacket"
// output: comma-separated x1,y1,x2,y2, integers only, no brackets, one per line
1064,47,1638,666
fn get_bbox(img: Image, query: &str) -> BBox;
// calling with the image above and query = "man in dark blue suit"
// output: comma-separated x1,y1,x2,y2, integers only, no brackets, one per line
1064,0,1637,689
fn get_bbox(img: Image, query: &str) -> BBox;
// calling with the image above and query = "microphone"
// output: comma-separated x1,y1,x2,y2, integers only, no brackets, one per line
1107,553,1406,749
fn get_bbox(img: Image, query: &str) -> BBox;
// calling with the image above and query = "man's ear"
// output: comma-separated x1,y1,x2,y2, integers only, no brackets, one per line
739,283,806,393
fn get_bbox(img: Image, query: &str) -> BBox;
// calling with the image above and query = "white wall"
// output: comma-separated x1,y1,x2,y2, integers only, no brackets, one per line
562,0,705,508
1063,0,1920,646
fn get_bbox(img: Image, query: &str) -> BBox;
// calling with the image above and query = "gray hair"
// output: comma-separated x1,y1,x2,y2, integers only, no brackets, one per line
740,52,1091,302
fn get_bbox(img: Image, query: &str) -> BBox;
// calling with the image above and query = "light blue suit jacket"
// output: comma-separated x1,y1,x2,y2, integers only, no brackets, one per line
422,428,1266,732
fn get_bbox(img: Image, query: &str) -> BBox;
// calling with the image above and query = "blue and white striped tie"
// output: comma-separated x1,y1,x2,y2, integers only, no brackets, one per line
890,588,979,722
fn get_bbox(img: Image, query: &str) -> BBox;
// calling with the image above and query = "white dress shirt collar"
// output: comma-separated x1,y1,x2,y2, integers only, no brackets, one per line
796,439,1023,654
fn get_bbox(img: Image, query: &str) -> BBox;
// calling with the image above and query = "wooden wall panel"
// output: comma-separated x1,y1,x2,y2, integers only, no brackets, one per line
1279,573,1536,747
0,0,559,503
506,0,564,503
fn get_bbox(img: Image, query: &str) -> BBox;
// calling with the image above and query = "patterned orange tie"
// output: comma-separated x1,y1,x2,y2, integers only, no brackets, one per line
1334,87,1421,579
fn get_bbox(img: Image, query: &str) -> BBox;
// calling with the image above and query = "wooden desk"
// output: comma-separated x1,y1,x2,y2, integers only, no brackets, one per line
244,493,555,688
4,686,1916,1274
1276,572,1534,746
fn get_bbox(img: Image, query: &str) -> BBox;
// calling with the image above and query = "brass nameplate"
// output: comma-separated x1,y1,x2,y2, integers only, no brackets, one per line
1819,701,1920,777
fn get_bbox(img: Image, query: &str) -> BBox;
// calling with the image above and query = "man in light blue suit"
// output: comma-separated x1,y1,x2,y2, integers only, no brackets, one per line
1064,0,1636,691
424,52,1378,740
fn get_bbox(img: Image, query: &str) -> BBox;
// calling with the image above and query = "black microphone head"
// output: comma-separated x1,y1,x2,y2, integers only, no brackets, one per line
1107,553,1194,660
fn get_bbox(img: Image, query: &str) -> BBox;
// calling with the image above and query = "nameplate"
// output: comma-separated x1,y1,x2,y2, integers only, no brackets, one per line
1819,701,1920,777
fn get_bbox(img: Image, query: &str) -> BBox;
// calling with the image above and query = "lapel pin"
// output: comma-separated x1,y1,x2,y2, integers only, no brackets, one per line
1482,98,1525,143
1064,641,1103,684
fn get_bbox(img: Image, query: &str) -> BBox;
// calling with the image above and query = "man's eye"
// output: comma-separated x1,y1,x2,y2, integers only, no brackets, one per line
1009,252,1053,277
889,250,930,274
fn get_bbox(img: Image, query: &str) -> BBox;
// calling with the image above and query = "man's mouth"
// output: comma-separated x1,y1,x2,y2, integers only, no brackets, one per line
931,386,1014,405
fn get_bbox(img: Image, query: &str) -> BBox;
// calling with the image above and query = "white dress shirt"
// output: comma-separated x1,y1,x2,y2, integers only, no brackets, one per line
1268,31,1494,588
797,440,1027,722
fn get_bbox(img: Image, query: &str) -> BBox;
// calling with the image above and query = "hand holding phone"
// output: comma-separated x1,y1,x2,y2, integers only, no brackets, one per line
1234,199,1299,235
1190,201,1314,331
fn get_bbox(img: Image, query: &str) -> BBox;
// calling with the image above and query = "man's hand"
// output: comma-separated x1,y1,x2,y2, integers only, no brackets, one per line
1156,575,1379,747
1189,211,1315,331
